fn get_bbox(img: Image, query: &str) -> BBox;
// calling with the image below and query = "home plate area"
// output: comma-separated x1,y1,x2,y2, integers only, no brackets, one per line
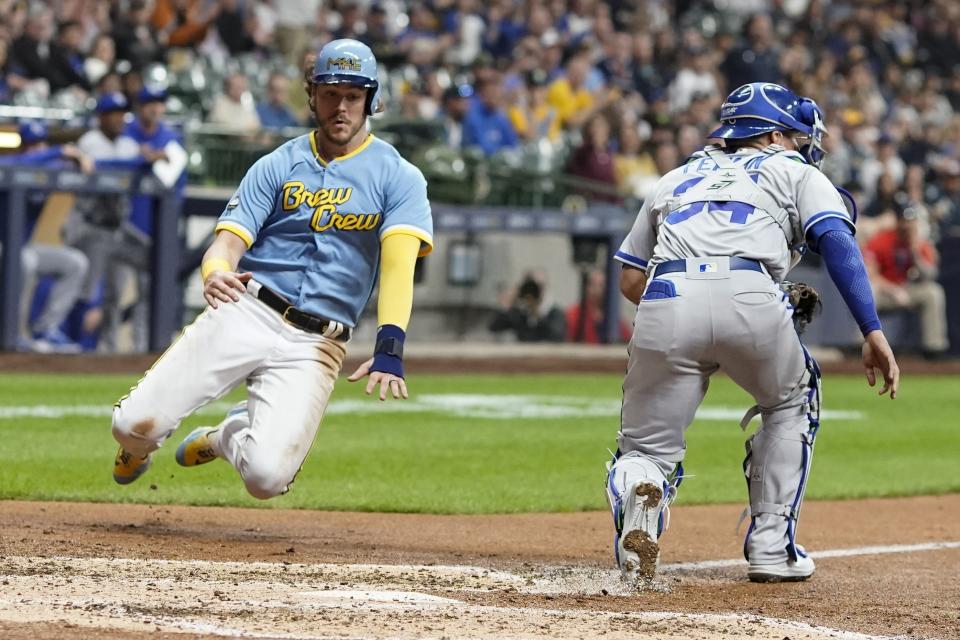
0,555,899,640
1,496,957,639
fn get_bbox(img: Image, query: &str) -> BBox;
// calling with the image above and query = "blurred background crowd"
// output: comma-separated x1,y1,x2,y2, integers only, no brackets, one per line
1,0,959,355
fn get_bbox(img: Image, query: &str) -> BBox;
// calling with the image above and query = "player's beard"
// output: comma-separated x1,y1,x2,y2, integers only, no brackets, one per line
317,115,366,148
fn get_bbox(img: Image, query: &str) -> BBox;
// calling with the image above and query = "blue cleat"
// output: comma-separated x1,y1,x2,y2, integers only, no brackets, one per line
175,427,219,467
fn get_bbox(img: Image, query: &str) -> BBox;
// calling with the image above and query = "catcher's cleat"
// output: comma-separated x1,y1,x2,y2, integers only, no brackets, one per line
175,427,220,467
616,481,664,584
748,548,816,583
113,447,152,485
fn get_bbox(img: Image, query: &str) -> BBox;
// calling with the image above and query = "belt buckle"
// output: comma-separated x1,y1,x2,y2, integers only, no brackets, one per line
281,306,296,326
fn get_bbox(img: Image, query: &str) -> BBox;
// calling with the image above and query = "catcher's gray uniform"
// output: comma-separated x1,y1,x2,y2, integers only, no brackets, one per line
608,144,853,575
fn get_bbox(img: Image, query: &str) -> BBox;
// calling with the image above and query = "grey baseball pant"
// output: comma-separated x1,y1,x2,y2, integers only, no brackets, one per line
66,219,151,352
614,261,819,564
20,243,90,335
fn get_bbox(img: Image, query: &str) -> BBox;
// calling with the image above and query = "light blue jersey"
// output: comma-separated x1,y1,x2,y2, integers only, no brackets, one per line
216,132,433,326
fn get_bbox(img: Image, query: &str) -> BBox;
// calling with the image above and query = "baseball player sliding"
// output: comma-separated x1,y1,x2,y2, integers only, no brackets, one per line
111,40,432,499
606,83,899,584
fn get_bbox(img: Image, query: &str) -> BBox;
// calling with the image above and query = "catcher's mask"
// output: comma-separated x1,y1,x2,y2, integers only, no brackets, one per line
311,39,383,116
708,82,828,169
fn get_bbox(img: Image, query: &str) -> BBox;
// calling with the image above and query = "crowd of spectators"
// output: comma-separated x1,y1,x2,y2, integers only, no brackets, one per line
4,2,959,219
2,0,959,353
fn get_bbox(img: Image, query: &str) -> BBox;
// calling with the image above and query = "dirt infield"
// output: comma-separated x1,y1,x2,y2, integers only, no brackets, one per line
1,496,958,640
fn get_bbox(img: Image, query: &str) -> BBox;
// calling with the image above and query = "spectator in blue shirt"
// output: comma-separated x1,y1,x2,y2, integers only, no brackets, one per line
255,72,302,130
125,85,185,235
463,74,519,156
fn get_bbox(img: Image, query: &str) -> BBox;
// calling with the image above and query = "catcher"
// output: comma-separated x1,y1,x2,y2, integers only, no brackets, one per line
606,82,899,585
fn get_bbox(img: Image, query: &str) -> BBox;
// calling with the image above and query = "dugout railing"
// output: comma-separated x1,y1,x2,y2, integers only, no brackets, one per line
0,165,181,352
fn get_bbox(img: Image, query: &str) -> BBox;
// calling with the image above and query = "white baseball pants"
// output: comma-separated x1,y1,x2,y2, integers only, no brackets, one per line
112,282,346,498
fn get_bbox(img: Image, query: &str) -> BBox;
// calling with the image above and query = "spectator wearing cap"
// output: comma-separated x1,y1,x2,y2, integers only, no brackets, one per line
864,203,949,358
440,84,472,148
126,85,186,235
256,73,302,131
0,121,92,353
66,92,156,353
507,70,560,143
0,121,94,171
208,72,261,134
462,75,518,156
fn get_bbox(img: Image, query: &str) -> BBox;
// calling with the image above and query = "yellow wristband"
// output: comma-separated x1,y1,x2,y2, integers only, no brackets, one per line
201,258,232,282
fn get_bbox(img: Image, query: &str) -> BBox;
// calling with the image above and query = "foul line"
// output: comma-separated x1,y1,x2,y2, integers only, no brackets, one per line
663,540,960,573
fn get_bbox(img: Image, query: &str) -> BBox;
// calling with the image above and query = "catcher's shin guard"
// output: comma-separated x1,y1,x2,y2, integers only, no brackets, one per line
605,451,681,583
742,349,820,576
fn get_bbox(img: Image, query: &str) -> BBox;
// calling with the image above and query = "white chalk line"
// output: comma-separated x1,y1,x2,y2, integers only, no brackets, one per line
662,540,960,573
20,541,960,582
0,394,865,422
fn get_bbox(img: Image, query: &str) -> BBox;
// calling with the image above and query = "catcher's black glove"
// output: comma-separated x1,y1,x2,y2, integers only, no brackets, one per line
784,281,822,334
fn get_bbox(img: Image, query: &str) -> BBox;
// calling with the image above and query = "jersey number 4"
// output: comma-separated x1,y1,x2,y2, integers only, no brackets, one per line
665,200,755,225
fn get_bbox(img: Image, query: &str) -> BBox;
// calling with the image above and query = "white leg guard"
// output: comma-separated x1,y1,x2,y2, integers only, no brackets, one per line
605,451,684,582
743,350,820,573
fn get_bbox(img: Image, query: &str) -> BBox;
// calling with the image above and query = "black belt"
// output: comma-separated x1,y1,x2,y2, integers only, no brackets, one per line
256,285,351,341
654,257,764,275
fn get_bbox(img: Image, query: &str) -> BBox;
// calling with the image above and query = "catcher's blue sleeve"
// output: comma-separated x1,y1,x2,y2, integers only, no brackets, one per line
815,225,882,336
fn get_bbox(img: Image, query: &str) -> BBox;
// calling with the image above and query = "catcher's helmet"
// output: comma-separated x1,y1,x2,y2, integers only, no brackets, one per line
708,82,827,168
311,39,383,116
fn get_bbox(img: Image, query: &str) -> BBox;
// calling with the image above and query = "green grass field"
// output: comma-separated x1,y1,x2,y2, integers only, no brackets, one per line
0,372,957,513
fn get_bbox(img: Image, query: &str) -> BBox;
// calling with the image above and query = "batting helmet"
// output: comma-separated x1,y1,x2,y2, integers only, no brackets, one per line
708,82,828,168
311,39,383,116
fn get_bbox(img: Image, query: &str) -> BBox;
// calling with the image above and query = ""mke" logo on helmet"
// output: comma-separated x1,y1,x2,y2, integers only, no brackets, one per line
327,56,362,72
